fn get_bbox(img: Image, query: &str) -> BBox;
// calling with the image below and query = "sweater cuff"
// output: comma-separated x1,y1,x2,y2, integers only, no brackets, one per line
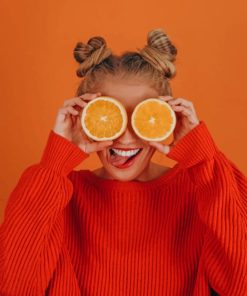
166,120,219,168
39,130,89,175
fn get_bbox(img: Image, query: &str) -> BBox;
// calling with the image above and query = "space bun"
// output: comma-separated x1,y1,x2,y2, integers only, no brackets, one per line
73,36,112,77
138,28,177,79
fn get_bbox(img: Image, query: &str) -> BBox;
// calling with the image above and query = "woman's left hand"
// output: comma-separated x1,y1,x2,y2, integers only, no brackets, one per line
148,96,200,154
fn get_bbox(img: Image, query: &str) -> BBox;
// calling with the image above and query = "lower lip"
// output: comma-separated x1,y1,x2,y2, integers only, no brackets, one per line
112,150,143,169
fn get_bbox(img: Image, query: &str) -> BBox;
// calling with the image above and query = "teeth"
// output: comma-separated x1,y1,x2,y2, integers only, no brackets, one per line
111,148,141,157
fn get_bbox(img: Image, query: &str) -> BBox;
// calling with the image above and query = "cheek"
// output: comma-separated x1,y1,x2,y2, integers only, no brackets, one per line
139,146,156,161
146,147,156,158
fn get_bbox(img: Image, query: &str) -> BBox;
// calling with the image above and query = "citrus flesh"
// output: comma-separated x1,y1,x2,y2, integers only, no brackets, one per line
131,98,176,141
81,96,127,141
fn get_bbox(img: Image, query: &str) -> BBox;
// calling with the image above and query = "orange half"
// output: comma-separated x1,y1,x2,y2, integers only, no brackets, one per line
131,98,176,141
81,96,128,141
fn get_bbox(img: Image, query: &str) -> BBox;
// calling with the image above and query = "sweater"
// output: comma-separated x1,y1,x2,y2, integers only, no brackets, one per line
0,120,246,296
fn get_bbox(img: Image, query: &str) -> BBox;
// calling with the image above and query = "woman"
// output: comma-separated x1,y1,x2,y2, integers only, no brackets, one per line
0,28,246,295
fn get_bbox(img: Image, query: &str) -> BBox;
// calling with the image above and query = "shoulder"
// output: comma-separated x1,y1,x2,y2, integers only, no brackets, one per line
67,169,89,183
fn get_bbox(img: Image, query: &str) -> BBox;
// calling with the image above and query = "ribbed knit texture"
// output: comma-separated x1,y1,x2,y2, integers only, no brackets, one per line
0,121,246,296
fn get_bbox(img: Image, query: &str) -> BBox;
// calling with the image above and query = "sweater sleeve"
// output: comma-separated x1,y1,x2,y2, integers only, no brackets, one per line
0,130,89,295
167,121,247,295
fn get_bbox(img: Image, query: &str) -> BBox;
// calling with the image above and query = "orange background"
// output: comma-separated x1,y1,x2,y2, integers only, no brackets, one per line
1,0,247,224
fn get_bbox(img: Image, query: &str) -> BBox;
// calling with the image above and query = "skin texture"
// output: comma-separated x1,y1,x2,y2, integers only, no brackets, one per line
91,76,200,182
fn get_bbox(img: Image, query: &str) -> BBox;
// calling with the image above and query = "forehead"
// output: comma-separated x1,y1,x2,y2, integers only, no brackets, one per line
98,78,159,112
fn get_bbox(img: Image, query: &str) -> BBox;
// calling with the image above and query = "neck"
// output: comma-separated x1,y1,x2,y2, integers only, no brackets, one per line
92,162,170,182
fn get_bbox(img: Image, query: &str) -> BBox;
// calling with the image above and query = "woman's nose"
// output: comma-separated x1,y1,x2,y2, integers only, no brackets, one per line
116,119,138,143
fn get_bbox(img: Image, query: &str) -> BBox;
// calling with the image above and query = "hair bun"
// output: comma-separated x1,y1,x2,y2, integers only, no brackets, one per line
138,28,177,79
73,36,112,77
147,28,177,58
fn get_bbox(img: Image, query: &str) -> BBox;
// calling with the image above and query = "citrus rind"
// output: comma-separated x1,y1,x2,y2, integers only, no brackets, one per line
81,96,128,141
131,98,176,141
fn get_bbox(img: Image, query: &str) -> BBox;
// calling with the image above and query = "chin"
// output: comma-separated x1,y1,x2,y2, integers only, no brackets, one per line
105,165,146,181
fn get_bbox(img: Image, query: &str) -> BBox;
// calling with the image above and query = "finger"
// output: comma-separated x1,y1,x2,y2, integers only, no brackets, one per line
171,105,192,115
76,116,82,128
169,98,197,119
159,96,196,116
79,92,101,101
63,92,101,107
82,140,113,153
171,105,199,124
148,141,171,154
64,97,88,108
56,107,74,123
59,106,79,116
158,95,174,101
168,98,194,108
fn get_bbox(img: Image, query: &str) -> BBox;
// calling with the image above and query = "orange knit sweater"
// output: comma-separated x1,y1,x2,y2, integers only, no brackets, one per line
0,121,246,296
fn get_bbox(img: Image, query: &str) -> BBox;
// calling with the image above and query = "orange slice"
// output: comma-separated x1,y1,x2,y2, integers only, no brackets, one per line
131,98,176,141
81,96,127,141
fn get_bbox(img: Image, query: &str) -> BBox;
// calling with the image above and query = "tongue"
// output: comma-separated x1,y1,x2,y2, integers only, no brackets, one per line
109,153,130,166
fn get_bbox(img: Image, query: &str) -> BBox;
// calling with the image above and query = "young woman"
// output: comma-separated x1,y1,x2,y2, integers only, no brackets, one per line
0,29,246,295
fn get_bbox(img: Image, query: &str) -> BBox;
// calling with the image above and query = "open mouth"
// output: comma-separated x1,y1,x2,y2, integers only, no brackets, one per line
108,148,143,168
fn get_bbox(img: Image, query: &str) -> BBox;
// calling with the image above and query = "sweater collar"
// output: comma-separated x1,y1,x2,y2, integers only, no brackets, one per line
80,163,183,192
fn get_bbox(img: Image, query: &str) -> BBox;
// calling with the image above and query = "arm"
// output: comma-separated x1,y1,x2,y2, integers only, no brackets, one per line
167,121,247,295
0,130,89,295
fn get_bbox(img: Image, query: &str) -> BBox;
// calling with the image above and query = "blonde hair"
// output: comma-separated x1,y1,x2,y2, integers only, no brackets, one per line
73,28,177,96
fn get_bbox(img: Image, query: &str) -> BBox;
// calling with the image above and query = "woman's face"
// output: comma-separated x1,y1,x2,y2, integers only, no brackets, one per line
95,76,159,181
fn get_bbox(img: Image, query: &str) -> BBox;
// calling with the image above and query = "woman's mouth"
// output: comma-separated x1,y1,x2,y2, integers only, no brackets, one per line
108,148,143,169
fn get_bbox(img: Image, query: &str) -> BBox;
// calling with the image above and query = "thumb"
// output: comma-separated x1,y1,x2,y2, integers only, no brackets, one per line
87,140,113,153
148,141,171,155
95,140,113,152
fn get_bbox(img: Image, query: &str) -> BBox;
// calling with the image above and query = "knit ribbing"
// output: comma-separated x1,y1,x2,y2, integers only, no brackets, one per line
0,121,246,295
40,130,89,176
0,131,88,295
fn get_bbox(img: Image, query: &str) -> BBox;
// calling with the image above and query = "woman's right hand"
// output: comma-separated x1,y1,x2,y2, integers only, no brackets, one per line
52,92,113,154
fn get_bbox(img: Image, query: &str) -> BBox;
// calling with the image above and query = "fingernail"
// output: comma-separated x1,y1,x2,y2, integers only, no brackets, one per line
163,146,170,154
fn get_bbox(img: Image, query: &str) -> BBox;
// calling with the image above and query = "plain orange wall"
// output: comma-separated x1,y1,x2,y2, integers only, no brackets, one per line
1,0,247,224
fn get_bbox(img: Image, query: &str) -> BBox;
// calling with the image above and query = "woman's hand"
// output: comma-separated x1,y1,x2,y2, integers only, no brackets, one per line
52,92,113,154
148,96,200,154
